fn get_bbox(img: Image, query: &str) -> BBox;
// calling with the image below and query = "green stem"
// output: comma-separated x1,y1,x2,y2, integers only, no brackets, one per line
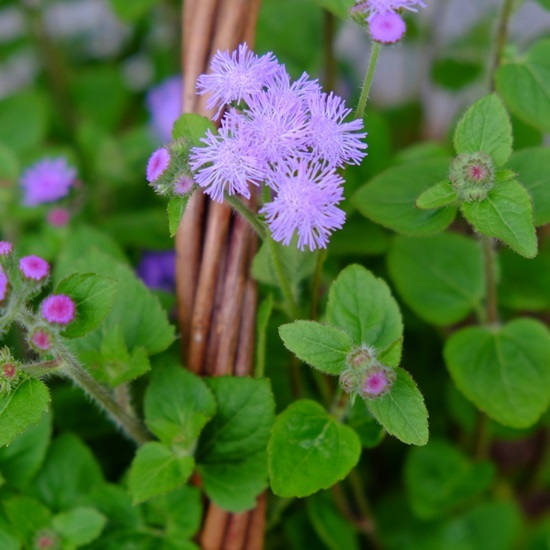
21,359,63,378
310,248,327,319
490,0,515,91
348,469,382,550
323,10,337,91
355,42,381,120
481,236,499,326
224,194,267,239
55,345,150,446
267,235,300,319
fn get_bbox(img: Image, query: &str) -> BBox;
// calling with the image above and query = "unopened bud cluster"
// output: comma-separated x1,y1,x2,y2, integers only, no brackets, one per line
0,347,23,395
450,152,495,202
340,344,396,400
146,138,197,198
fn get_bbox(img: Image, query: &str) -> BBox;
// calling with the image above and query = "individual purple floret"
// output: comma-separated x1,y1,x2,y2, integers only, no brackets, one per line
146,75,183,142
41,294,76,325
146,148,171,183
0,242,13,256
19,256,50,281
197,43,280,118
136,250,176,293
0,266,8,302
20,158,76,206
189,111,265,202
369,12,407,43
352,0,426,21
260,161,346,251
306,91,367,168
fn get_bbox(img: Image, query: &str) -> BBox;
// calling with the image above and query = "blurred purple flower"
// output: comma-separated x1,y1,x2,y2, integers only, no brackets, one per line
0,266,8,302
137,251,176,293
146,75,183,142
370,12,407,43
20,158,76,206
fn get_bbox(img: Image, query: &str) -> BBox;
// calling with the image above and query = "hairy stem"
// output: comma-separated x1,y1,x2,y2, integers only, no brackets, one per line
310,248,327,319
355,42,381,120
490,0,514,91
225,194,267,239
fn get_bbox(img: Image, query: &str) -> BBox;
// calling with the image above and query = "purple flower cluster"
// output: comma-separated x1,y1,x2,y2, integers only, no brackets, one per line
146,76,183,142
20,158,76,206
190,44,367,250
352,0,426,44
0,266,8,303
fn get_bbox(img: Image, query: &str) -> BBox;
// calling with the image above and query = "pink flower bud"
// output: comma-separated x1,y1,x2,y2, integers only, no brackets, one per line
360,365,396,399
174,174,194,196
146,148,171,183
0,266,8,303
19,255,50,281
2,363,16,379
347,344,377,369
29,328,53,351
0,241,13,256
41,294,76,325
47,207,71,227
369,13,407,44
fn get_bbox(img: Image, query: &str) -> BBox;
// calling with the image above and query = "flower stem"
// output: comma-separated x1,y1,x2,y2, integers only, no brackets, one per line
224,194,267,239
355,42,381,120
55,345,150,446
481,235,499,326
310,248,327,319
490,0,515,91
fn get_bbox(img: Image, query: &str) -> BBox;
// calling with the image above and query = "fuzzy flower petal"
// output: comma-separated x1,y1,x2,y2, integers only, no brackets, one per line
146,75,183,142
260,161,346,251
19,256,50,281
369,12,407,43
20,158,76,206
197,43,280,118
0,266,8,302
146,148,171,183
41,294,76,325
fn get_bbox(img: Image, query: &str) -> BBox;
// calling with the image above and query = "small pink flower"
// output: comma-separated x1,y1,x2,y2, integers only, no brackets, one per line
146,148,171,183
361,366,396,398
0,241,13,256
369,13,407,43
0,266,8,302
30,328,53,351
47,208,70,227
41,294,76,325
1,363,16,379
19,255,50,281
174,175,194,196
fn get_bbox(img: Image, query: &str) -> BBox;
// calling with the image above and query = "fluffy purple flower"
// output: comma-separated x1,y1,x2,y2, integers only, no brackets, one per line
19,256,50,281
306,91,367,167
189,111,265,202
41,294,76,325
146,148,171,183
20,158,76,206
146,75,183,142
137,250,176,293
197,43,280,118
0,242,13,256
353,0,426,21
260,161,346,251
0,266,8,302
370,12,407,43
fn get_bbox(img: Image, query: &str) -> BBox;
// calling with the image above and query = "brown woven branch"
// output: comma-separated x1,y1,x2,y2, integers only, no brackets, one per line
178,0,265,548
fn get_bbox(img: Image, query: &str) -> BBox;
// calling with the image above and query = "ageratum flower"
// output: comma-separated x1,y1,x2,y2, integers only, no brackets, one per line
197,43,280,118
260,160,346,251
19,256,50,281
0,266,8,303
20,158,76,206
352,0,426,21
146,75,183,142
41,294,76,325
369,12,407,43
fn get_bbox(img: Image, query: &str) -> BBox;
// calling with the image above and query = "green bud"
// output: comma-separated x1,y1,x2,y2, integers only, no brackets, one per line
450,152,495,202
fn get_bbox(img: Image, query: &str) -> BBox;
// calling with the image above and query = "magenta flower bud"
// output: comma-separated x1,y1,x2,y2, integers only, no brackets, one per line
1,362,16,379
174,174,194,196
0,241,13,256
0,266,8,303
41,294,76,325
369,13,407,44
347,344,377,369
29,327,54,351
360,365,396,399
146,148,171,183
47,207,71,227
450,152,495,202
19,256,50,281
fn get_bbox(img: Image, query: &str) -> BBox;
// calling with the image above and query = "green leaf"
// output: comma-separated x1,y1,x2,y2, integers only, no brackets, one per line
405,440,495,519
535,0,550,10
453,93,513,166
507,147,550,226
168,195,190,237
440,501,522,550
144,365,216,450
52,507,106,547
0,90,49,153
444,318,550,428
310,0,354,18
367,368,429,446
83,484,142,531
432,58,483,90
0,379,50,447
33,433,104,511
353,159,457,236
496,39,550,132
110,0,157,21
55,273,118,339
387,234,485,325
268,400,361,498
2,496,51,545
326,265,403,365
129,442,194,505
0,529,19,550
197,377,275,512
172,114,215,146
279,321,353,375
416,180,457,210
461,179,537,258
306,492,360,550
0,144,19,182
0,411,51,488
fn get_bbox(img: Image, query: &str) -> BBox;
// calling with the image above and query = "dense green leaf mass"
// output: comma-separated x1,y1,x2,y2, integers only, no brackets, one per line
405,440,495,519
0,379,50,448
52,507,107,546
388,234,485,325
496,39,550,132
453,93,513,166
367,369,429,446
268,400,361,497
445,318,550,428
326,265,403,365
461,179,537,258
279,321,352,375
2,496,51,545
353,159,457,236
